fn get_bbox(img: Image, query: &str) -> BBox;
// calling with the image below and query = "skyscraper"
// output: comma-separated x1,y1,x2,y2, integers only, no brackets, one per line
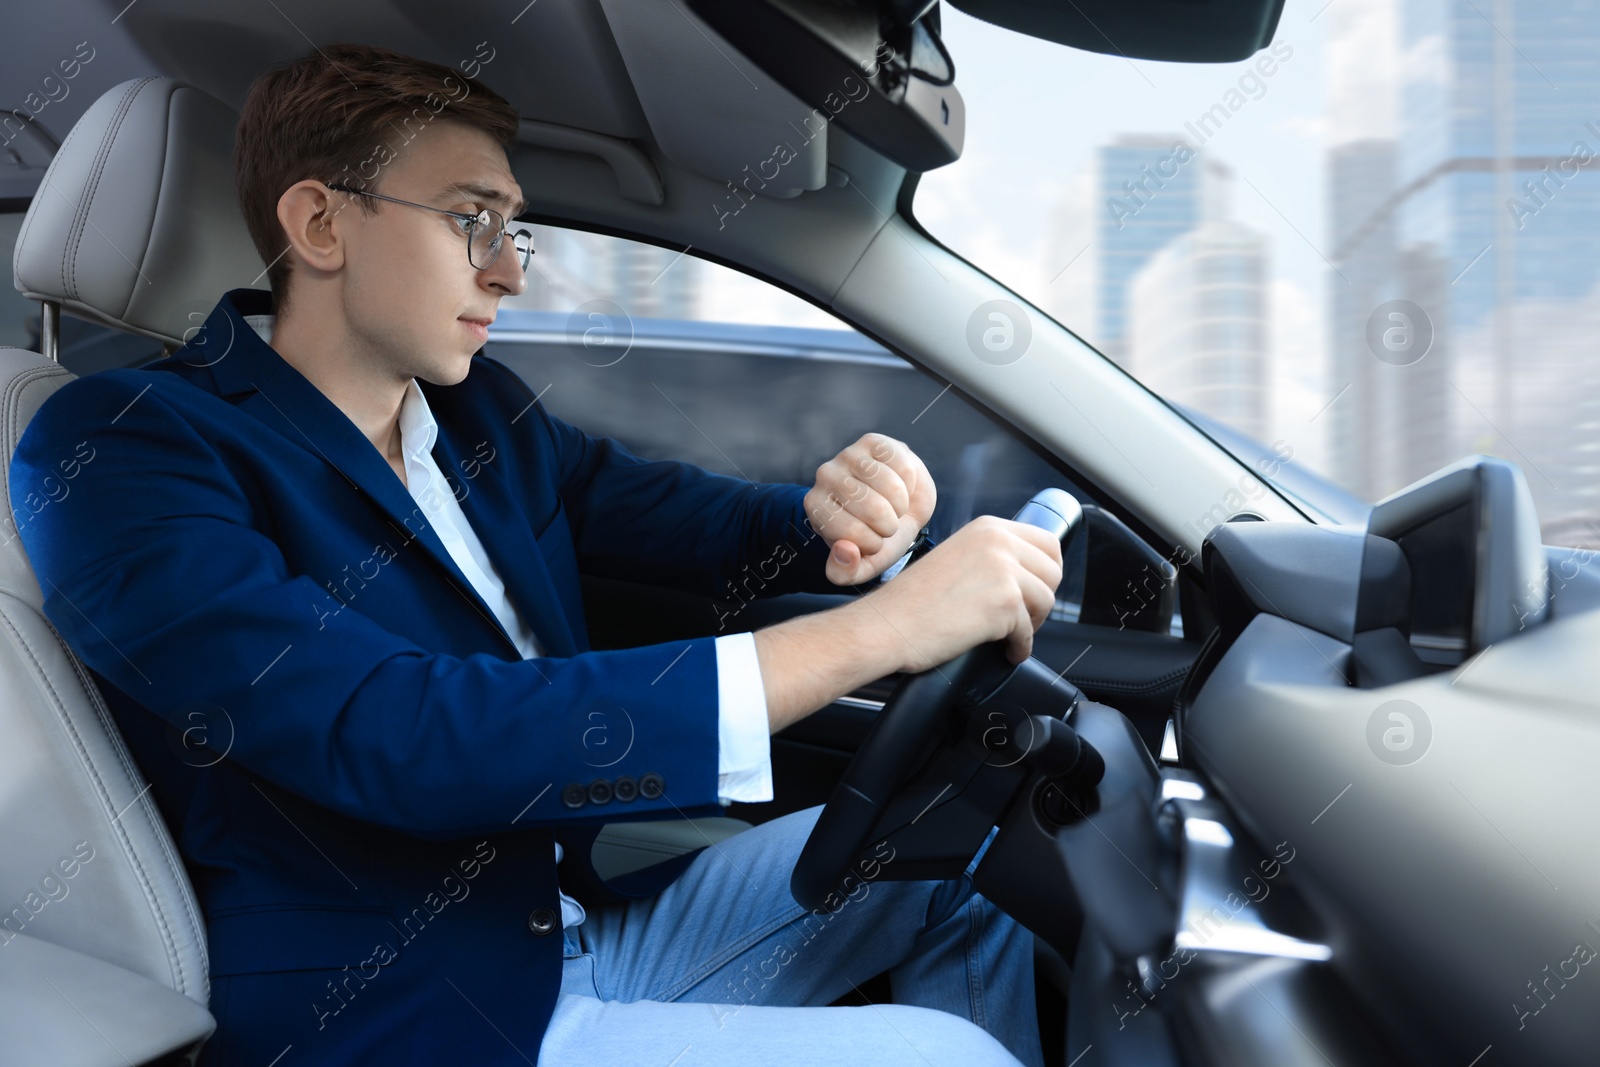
1044,135,1231,368
1327,0,1600,527
1327,138,1398,498
1128,219,1271,441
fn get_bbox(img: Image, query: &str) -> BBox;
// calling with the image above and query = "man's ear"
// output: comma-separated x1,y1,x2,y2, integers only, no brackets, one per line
275,179,351,275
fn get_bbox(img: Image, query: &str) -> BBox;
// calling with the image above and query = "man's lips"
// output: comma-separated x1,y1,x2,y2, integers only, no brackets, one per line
459,317,492,343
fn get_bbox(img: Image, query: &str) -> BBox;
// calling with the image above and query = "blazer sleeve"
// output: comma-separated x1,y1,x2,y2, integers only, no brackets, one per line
9,374,725,841
526,389,841,602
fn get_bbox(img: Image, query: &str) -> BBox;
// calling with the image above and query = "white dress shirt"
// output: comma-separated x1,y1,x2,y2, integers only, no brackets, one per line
244,316,775,930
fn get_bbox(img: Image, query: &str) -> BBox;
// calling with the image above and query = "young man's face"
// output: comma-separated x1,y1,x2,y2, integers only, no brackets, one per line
334,120,528,387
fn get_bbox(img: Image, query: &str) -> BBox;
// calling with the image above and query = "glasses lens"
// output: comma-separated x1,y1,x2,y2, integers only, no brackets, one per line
468,208,505,269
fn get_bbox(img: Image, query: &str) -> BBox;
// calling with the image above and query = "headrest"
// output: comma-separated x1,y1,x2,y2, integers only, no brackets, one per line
0,347,76,605
12,77,267,346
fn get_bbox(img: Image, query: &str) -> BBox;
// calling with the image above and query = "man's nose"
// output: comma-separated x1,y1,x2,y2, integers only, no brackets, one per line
482,238,528,297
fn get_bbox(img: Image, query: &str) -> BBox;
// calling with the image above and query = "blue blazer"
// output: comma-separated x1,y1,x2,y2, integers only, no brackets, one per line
10,288,841,1064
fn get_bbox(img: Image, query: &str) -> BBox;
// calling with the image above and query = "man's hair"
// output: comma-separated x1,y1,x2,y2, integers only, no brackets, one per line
233,42,520,314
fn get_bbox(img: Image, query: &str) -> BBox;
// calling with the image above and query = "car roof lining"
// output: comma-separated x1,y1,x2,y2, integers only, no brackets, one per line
104,0,842,195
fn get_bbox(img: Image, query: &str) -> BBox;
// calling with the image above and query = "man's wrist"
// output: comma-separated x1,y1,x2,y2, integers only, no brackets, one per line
877,524,933,584
753,596,908,731
833,593,910,676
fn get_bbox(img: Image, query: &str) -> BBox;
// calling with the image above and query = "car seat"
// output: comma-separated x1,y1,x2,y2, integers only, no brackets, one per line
2,75,752,1064
2,74,258,1065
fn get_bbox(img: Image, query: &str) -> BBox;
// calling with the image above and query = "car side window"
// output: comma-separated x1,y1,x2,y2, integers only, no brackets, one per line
489,224,1090,606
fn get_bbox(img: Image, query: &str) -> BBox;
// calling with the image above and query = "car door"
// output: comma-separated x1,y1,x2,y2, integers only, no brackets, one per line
484,223,1206,822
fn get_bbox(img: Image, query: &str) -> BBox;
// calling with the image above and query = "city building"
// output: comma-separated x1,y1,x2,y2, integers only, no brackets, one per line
1043,135,1231,368
506,225,700,321
1127,219,1271,441
1326,0,1600,528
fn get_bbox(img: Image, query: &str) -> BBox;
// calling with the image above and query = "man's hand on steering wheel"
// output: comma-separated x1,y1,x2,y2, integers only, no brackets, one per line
789,490,1082,914
870,516,1064,670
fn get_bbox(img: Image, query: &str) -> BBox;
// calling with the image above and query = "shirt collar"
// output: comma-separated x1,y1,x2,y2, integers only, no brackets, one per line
397,377,439,460
242,313,274,347
240,310,438,462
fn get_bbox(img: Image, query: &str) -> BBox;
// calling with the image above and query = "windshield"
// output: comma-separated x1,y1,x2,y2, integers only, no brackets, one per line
914,1,1598,547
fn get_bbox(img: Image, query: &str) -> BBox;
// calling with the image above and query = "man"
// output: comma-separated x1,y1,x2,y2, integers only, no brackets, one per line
11,43,1062,1066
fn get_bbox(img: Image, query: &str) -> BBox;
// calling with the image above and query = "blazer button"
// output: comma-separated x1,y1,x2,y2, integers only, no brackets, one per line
588,779,613,805
527,908,557,936
613,776,638,802
561,783,587,809
639,773,665,800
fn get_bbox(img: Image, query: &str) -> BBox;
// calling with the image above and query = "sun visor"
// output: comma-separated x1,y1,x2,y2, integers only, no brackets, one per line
597,0,830,199
685,0,966,174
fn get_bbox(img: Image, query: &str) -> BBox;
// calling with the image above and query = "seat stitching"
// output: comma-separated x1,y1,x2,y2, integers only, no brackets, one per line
49,607,208,998
65,78,149,300
58,81,138,299
2,600,191,995
0,360,72,512
0,599,190,996
67,78,155,303
60,620,210,999
14,107,90,293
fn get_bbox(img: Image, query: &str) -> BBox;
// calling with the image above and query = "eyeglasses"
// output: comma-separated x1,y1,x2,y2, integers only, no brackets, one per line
324,182,535,272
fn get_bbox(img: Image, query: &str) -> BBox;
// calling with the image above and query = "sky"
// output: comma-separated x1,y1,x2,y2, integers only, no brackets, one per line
918,3,1330,294
913,2,1338,473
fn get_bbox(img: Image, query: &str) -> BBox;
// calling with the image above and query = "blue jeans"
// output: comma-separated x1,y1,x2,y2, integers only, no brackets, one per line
537,805,1046,1067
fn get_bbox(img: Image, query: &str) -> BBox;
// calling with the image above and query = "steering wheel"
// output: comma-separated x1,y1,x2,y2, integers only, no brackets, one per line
790,490,1100,912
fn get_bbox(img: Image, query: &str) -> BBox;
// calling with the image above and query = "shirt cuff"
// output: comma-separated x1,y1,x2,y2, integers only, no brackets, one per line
713,631,774,804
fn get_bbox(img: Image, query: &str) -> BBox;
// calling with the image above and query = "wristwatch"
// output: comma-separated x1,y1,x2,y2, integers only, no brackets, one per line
877,524,934,584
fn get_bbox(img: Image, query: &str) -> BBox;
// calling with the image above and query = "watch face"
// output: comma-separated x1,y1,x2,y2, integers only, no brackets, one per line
874,527,933,585
879,553,913,583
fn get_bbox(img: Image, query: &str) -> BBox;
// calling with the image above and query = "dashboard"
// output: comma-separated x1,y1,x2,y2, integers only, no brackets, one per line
1159,455,1600,1066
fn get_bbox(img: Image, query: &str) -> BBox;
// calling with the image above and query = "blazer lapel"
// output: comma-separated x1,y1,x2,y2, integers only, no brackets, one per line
429,423,578,658
192,290,522,657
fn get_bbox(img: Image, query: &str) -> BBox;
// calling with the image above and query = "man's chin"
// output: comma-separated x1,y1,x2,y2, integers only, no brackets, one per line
419,354,476,388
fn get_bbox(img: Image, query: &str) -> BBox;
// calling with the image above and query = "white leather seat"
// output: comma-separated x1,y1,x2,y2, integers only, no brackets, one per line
0,344,214,1062
13,77,266,350
2,75,267,1064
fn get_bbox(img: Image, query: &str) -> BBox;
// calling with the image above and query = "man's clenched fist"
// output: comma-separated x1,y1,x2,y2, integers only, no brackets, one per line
804,433,936,586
